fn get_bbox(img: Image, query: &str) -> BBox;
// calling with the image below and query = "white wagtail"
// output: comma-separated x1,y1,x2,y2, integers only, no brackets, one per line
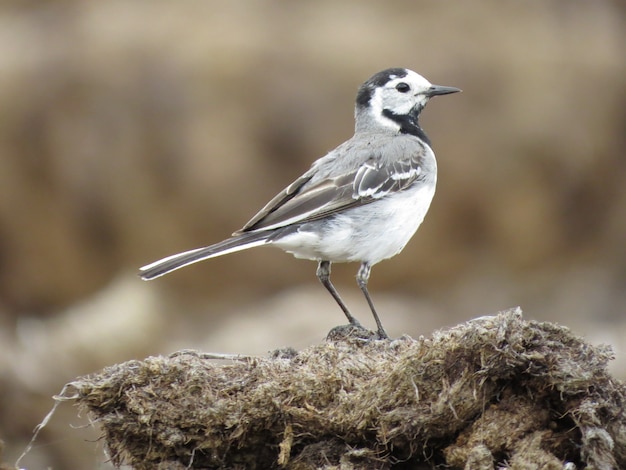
139,68,460,338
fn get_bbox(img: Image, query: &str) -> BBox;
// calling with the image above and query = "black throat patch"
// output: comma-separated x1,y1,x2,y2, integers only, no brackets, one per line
382,108,431,145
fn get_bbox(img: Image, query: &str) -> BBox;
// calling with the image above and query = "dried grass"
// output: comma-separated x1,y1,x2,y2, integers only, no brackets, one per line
64,308,625,469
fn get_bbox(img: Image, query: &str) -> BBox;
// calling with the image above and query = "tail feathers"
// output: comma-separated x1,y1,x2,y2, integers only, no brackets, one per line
139,232,269,280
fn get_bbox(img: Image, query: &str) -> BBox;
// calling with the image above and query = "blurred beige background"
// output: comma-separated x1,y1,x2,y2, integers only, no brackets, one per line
1,1,624,468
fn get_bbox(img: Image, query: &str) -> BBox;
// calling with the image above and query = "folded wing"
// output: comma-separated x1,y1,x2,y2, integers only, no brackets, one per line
237,152,425,234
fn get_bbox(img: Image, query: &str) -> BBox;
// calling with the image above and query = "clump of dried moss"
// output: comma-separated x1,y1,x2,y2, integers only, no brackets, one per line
68,308,625,469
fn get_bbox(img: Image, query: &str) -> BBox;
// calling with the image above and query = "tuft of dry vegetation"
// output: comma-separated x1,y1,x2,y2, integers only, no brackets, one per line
66,308,625,469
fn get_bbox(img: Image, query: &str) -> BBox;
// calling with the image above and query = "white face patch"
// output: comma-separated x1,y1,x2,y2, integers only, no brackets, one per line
367,70,434,131
399,70,433,91
369,87,397,130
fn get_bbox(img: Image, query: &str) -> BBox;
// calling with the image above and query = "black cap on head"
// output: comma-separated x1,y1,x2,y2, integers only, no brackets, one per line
356,68,408,108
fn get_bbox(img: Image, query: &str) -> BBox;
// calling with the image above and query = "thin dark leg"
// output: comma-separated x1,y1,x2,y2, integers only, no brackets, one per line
316,260,361,326
356,263,389,339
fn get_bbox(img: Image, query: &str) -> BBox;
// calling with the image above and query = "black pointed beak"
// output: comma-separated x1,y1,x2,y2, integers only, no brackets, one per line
426,85,462,97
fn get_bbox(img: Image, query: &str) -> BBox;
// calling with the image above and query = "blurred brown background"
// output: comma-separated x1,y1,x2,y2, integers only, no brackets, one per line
1,1,624,468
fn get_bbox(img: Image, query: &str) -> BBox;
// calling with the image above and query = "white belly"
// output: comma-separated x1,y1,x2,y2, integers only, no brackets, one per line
272,182,436,265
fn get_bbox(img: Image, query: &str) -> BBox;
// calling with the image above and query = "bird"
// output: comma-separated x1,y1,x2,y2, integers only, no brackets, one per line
139,67,460,339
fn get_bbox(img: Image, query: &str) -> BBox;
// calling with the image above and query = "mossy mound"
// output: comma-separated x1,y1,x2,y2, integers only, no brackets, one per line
69,309,625,469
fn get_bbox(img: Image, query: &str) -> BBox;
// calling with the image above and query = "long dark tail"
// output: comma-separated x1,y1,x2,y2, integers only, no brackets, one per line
138,231,269,280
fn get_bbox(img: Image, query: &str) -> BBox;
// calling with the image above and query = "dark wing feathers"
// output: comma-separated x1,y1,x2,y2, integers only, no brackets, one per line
237,151,425,233
237,173,314,233
354,155,422,199
237,172,359,232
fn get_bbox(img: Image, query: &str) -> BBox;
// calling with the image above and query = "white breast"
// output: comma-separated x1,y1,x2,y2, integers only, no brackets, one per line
272,180,436,265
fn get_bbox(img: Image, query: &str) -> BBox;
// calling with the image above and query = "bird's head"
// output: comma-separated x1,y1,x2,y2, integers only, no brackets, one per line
355,68,460,136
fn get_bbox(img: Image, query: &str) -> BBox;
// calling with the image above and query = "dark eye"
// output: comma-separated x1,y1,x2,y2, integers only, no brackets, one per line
395,82,410,93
